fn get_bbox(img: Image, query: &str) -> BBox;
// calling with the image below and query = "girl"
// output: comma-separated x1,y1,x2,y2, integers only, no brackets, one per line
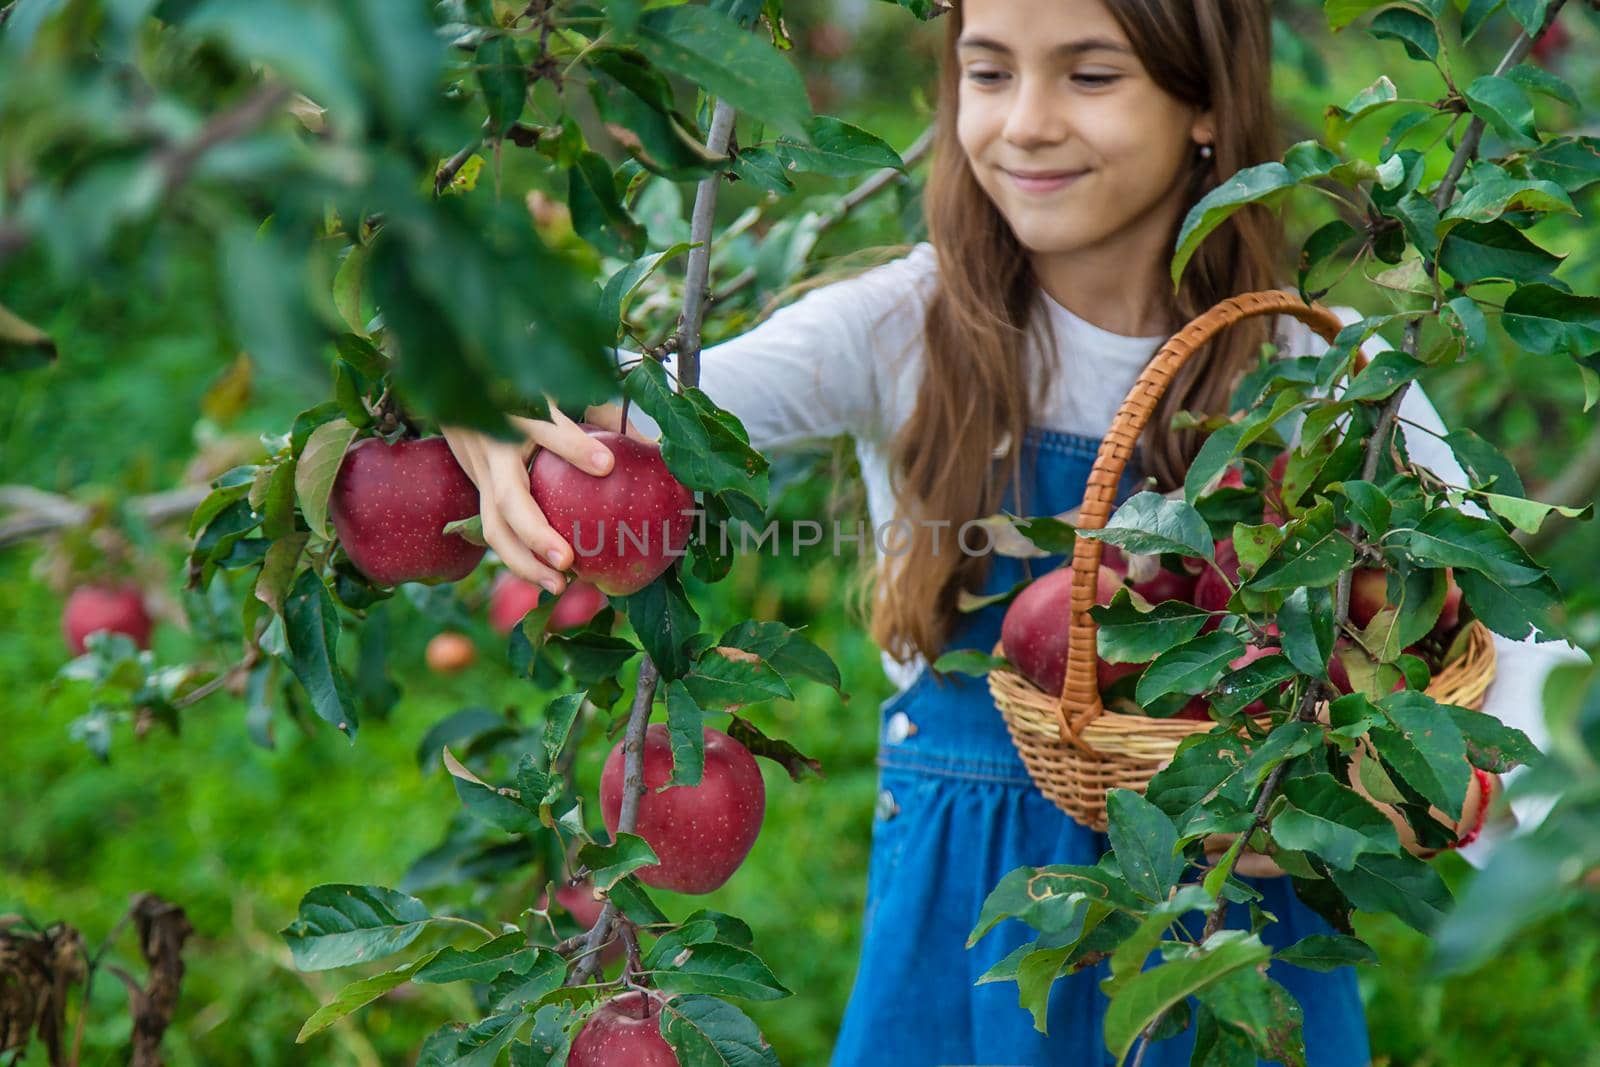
445,0,1572,1062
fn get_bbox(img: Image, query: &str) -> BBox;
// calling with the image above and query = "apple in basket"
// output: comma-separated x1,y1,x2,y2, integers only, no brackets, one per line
1000,564,1124,697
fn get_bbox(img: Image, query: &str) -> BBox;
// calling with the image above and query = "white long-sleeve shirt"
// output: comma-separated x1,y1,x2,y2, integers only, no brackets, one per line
624,241,1587,858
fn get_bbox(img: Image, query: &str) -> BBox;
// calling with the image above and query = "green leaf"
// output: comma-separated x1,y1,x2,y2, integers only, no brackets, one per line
659,995,780,1067
1195,969,1307,1067
1278,585,1335,678
1093,491,1214,559
1443,428,1524,495
1172,163,1295,286
681,646,793,710
968,863,1137,947
295,418,357,540
1270,774,1401,870
1446,705,1541,772
332,246,371,337
599,244,693,343
1276,933,1379,972
637,5,810,136
488,951,566,1010
1438,220,1563,285
616,568,702,680
1506,0,1553,35
1092,591,1210,664
932,648,1010,675
1463,74,1538,148
626,360,769,499
281,884,434,972
1455,567,1562,642
1525,135,1600,193
569,151,646,258
1441,176,1577,231
1502,283,1600,357
717,620,842,692
1400,508,1545,587
1377,690,1472,813
283,570,357,736
1326,851,1452,934
651,942,792,1001
665,680,708,788
773,116,903,177
1368,7,1438,60
417,1011,525,1067
447,757,535,833
415,934,537,984
476,34,526,138
1105,789,1184,904
297,952,439,1041
1103,931,1272,1065
1342,350,1425,402
541,692,584,768
1247,499,1354,591
579,833,660,891
1135,632,1244,706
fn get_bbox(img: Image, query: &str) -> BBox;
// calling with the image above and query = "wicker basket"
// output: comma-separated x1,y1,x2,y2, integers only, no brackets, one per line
986,290,1499,832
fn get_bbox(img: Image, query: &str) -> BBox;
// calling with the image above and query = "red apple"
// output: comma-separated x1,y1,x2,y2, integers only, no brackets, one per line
1001,564,1124,695
1174,697,1212,722
1129,563,1198,607
1347,567,1389,629
1097,657,1146,694
1218,466,1247,491
330,436,486,586
425,632,476,674
1531,17,1569,63
569,992,678,1067
530,429,695,596
600,725,765,895
62,584,153,655
489,574,608,633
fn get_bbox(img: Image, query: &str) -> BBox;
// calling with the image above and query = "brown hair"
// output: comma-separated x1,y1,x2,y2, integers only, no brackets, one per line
869,0,1284,669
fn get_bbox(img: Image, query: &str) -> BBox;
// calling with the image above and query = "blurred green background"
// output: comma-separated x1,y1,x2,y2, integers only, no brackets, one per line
6,2,1600,1065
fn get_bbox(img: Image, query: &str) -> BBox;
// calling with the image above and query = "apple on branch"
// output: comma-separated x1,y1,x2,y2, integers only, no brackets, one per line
568,991,679,1067
62,583,153,655
329,436,486,586
600,724,766,895
530,429,695,596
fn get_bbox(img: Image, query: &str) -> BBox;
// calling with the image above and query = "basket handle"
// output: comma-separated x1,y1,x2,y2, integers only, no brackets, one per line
1055,291,1350,745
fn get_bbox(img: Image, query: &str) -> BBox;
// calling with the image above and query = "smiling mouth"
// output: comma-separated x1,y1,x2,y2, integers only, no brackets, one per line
1004,169,1089,193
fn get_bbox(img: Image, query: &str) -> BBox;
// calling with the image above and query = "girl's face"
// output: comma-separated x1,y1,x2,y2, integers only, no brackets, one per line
955,0,1212,268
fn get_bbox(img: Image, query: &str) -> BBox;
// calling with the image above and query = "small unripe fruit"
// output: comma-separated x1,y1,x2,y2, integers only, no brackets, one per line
425,632,477,674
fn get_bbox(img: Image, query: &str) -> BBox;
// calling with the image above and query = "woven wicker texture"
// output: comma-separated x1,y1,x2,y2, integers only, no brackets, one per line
985,291,1500,830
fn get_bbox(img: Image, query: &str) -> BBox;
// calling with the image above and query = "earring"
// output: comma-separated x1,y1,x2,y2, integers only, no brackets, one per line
1198,143,1214,161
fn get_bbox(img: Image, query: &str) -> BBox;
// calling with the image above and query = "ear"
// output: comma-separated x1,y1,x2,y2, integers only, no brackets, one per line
1191,109,1216,149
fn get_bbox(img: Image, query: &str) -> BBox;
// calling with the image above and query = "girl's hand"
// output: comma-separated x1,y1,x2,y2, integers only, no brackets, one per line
440,403,650,594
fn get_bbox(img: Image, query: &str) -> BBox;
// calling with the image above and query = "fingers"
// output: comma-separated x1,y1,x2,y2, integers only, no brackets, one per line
523,406,616,477
482,504,566,595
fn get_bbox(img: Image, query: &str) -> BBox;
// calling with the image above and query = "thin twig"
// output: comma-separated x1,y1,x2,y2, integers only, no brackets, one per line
0,484,209,548
158,82,295,196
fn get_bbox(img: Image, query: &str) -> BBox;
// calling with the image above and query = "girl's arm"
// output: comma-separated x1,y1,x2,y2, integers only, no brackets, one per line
444,245,936,590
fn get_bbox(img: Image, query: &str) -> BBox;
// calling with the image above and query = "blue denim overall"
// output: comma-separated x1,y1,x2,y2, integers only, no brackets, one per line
831,428,1369,1067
